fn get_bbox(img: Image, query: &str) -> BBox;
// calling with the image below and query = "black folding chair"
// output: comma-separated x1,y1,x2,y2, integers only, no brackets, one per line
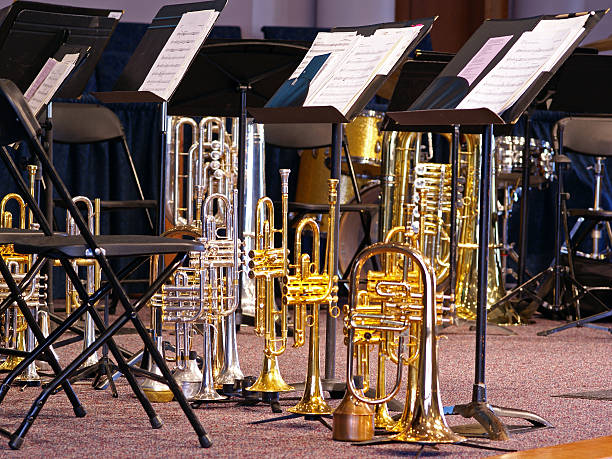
51,102,156,233
0,79,212,449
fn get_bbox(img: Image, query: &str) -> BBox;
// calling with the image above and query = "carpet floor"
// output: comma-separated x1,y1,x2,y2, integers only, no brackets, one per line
0,308,610,458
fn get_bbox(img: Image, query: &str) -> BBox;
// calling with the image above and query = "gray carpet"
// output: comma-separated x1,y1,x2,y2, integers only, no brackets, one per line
0,309,610,457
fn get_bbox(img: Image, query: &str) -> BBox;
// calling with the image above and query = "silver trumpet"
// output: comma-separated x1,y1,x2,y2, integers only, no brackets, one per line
64,196,101,369
154,190,242,401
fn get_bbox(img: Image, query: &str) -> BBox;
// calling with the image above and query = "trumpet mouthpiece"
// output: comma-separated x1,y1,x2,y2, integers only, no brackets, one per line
279,169,290,193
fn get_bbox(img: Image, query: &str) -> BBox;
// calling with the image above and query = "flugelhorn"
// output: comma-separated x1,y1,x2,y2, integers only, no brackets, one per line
247,169,293,393
283,179,339,415
340,242,464,444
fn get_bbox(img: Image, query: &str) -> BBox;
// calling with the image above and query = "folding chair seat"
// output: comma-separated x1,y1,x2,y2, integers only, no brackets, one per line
0,78,212,449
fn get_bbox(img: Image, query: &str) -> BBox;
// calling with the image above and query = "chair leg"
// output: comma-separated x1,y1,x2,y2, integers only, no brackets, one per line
26,131,211,447
62,260,163,429
0,257,142,402
0,257,85,418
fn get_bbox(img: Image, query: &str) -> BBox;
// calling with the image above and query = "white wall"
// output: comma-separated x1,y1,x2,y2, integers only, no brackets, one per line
510,0,612,47
0,0,318,37
315,0,395,28
0,0,397,37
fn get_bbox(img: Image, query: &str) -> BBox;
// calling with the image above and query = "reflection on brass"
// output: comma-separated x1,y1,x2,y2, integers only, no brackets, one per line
284,179,339,416
0,170,48,382
247,170,293,393
340,241,463,444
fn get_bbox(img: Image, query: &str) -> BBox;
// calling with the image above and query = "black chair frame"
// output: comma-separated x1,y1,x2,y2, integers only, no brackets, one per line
0,79,211,449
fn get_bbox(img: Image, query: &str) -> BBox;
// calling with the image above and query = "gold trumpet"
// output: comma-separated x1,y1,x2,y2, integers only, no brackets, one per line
247,169,293,393
338,242,464,444
0,167,49,381
283,179,339,415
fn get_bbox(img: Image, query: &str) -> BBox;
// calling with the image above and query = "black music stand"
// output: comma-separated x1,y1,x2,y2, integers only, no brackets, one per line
384,11,606,441
0,0,122,310
249,19,435,416
95,37,308,397
92,0,228,392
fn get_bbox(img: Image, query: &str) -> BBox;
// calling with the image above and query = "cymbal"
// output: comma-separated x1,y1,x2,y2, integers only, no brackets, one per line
584,34,612,52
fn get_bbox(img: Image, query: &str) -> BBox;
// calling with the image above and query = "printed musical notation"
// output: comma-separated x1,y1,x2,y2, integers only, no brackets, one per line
457,14,588,114
24,53,79,116
139,9,219,100
294,25,423,115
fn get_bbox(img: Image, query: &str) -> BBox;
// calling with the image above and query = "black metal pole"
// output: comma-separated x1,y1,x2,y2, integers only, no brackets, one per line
553,126,565,310
473,124,493,402
517,113,531,285
43,103,54,305
324,122,342,381
236,84,248,322
449,125,460,304
157,101,168,236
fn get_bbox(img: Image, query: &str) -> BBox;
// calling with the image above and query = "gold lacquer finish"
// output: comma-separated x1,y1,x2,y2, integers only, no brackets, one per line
340,242,464,444
380,131,505,318
246,169,293,393
0,168,48,381
284,179,339,415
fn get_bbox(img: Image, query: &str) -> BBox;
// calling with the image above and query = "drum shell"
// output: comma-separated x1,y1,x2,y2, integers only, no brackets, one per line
343,110,384,177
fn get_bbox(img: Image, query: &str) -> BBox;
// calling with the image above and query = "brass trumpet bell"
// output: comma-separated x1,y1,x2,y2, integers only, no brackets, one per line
247,354,294,393
287,305,332,415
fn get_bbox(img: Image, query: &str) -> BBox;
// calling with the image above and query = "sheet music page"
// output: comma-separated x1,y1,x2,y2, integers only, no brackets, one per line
532,15,588,71
456,17,586,114
457,35,512,85
305,34,379,111
24,53,79,115
289,31,357,80
305,26,422,114
375,25,423,76
139,9,219,100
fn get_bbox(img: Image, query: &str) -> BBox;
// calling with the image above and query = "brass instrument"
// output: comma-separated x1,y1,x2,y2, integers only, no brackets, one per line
283,179,339,415
0,169,48,382
246,169,293,393
454,134,505,319
380,131,504,318
339,242,464,444
63,196,101,369
151,190,241,401
144,115,246,402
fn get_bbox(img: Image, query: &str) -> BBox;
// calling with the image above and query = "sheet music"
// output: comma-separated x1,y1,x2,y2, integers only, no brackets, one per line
457,16,587,114
139,9,219,100
289,31,357,80
532,15,588,71
375,25,423,76
457,35,512,85
304,26,422,114
24,53,79,116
